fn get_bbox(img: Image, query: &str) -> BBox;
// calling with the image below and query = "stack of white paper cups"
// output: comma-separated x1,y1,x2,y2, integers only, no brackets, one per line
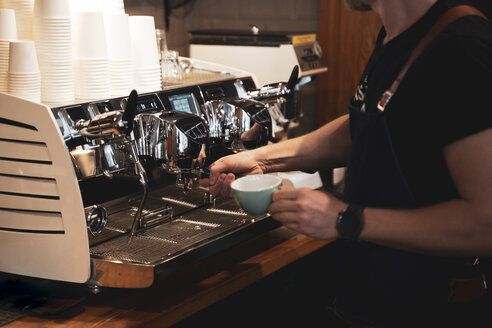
70,0,125,14
100,0,125,14
73,11,110,102
105,13,134,97
69,0,96,13
129,16,162,93
33,0,74,106
3,0,34,40
0,8,17,93
8,40,41,102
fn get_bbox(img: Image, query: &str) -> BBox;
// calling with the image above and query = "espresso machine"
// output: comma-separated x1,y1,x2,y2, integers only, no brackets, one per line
198,65,324,190
0,71,280,290
190,27,328,144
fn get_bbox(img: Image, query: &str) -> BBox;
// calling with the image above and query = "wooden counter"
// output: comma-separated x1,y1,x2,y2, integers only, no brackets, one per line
1,227,332,328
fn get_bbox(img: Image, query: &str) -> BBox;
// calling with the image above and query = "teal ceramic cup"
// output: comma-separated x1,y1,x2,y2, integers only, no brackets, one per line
231,174,282,215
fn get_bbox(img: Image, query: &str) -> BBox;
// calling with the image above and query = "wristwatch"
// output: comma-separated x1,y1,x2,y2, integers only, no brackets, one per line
336,204,365,241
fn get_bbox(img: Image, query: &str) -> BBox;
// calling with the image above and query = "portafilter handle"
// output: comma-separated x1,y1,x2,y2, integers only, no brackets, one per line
121,89,138,135
285,65,299,96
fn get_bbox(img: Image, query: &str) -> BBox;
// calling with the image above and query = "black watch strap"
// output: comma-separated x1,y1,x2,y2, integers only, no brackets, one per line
336,204,365,241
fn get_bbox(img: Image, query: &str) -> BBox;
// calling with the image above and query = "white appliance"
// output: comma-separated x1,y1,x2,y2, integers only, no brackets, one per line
189,29,327,86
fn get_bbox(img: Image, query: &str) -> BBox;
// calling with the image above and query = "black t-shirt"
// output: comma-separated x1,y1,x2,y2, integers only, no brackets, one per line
337,1,492,325
351,0,492,206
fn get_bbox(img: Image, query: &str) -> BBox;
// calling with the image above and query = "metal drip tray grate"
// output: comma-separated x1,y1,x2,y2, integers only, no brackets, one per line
88,185,267,266
89,198,259,265
88,185,212,246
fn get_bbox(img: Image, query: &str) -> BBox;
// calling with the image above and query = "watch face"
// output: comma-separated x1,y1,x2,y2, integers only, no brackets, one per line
337,207,363,240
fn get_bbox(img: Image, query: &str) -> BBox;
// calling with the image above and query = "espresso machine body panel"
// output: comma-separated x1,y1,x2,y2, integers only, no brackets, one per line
0,92,91,284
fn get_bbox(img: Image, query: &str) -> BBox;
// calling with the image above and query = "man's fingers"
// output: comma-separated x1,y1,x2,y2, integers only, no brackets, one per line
268,198,300,215
269,210,302,225
222,173,236,197
209,173,226,196
198,178,210,188
271,188,301,202
208,157,236,185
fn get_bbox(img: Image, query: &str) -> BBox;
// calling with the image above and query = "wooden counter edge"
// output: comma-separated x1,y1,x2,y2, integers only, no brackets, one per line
6,229,333,328
142,231,333,327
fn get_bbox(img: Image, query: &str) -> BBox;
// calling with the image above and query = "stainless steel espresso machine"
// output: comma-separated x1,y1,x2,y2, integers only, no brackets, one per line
190,28,328,140
0,72,280,291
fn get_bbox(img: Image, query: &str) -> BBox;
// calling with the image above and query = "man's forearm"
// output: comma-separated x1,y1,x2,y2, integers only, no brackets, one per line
362,199,492,257
253,114,351,173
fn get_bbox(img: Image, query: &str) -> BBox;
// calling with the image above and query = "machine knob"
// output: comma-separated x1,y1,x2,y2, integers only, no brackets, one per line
86,205,108,235
249,24,259,35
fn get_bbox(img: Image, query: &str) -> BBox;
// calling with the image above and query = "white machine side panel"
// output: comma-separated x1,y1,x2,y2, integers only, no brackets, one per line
190,44,299,86
0,194,63,212
0,175,58,196
0,92,91,283
0,123,40,142
0,159,61,178
0,140,51,162
0,208,63,231
1,232,89,281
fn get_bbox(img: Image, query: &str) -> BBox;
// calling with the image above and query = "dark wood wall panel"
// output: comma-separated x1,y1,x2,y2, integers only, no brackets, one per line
316,2,381,126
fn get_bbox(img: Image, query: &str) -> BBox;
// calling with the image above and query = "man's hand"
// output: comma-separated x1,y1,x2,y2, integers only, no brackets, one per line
268,187,347,240
198,150,264,197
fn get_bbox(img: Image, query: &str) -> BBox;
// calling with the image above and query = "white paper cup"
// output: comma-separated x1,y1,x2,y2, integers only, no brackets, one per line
8,40,39,73
129,16,159,68
105,13,132,59
69,0,99,13
8,72,41,80
73,58,109,65
3,0,33,40
8,70,41,102
33,0,71,18
73,11,108,58
99,0,125,14
0,9,18,40
110,63,133,70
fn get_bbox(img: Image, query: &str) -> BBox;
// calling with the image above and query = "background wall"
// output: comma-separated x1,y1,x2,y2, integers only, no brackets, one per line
123,0,319,57
317,2,381,126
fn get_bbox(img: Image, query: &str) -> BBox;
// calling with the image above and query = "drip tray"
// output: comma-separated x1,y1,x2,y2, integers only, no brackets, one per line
87,185,279,288
87,185,211,247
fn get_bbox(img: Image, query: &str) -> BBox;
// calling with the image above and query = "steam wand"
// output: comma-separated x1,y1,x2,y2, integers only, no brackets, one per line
129,141,149,238
119,90,152,238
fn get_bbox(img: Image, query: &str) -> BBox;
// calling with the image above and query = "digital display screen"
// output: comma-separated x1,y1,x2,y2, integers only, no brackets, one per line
303,48,313,55
168,93,198,115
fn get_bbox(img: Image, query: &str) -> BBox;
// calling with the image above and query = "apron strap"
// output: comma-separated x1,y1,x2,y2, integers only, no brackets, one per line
377,5,488,112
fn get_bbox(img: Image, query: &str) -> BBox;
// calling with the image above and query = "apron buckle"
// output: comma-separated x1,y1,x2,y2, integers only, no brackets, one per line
377,90,393,112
